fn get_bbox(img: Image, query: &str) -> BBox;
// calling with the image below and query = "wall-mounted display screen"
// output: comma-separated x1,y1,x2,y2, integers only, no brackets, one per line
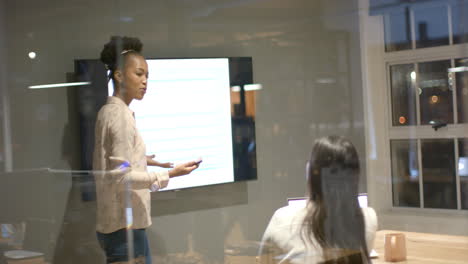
75,57,257,194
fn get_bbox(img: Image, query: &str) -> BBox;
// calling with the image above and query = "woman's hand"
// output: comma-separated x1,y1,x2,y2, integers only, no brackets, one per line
157,161,174,168
146,154,174,168
146,154,158,166
168,160,200,178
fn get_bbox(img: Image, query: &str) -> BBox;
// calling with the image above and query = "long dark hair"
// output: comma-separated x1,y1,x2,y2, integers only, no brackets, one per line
302,136,370,263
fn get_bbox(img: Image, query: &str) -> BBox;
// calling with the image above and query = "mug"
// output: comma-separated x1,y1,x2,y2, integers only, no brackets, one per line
384,233,407,262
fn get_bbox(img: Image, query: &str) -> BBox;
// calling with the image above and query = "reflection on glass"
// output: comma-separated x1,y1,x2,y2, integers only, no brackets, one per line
455,58,468,123
452,3,468,44
457,139,468,209
421,139,456,209
390,140,420,207
0,125,4,172
390,64,417,126
384,10,412,52
418,60,453,125
76,58,258,189
413,4,449,48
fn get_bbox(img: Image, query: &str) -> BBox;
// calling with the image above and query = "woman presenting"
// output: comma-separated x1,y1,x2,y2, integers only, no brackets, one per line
93,36,199,263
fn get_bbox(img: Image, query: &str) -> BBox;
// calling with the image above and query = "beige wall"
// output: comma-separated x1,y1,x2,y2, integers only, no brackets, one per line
2,0,365,262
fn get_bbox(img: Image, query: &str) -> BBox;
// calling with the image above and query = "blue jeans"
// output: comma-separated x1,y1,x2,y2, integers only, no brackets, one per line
96,228,151,263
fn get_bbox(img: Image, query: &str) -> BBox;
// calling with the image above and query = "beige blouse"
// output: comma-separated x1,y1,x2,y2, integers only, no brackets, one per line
93,96,169,234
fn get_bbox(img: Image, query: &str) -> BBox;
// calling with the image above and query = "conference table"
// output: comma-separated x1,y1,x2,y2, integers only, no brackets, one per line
372,230,468,263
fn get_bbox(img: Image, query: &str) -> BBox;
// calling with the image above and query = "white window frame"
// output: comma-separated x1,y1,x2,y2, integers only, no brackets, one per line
359,0,468,235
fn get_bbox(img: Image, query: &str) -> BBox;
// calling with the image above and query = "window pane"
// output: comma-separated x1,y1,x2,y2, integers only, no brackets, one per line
421,139,457,209
458,138,468,209
384,10,412,52
455,58,468,123
390,140,420,207
452,2,468,44
390,64,417,126
413,5,449,49
418,60,453,125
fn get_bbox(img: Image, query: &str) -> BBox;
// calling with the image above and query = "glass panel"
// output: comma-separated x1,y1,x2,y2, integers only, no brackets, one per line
0,109,4,171
413,4,450,49
421,139,457,209
4,0,468,263
452,2,468,44
455,58,468,123
418,60,453,125
384,9,412,52
390,140,420,207
2,1,377,263
390,64,417,126
458,138,468,209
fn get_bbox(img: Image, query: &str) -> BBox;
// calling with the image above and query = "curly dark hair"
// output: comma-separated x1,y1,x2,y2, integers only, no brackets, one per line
100,36,143,82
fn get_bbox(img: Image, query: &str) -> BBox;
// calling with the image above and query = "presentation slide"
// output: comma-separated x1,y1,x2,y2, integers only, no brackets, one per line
109,58,235,190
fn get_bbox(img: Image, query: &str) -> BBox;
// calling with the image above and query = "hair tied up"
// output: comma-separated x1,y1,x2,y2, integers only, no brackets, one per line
121,49,135,55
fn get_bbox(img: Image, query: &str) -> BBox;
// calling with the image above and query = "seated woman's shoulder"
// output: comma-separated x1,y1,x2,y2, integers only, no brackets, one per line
275,202,309,216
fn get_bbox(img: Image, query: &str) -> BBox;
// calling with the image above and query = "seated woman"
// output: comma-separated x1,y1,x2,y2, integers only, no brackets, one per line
258,136,377,264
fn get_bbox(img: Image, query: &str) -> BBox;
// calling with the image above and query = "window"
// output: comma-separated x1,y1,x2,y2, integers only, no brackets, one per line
390,139,420,207
389,64,416,126
384,3,452,51
385,3,468,210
